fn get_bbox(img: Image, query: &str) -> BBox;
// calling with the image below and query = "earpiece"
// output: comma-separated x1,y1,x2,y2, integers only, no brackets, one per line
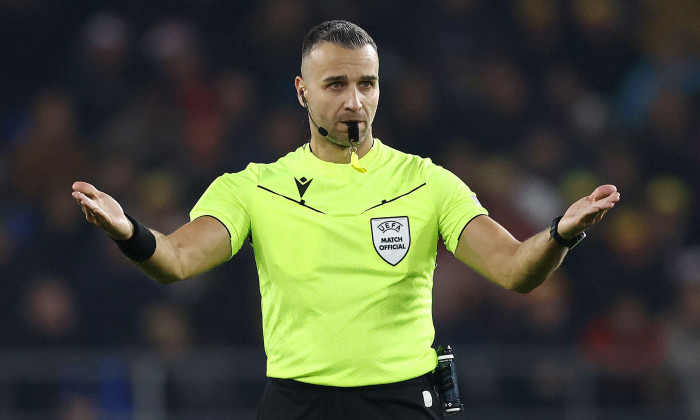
301,90,329,137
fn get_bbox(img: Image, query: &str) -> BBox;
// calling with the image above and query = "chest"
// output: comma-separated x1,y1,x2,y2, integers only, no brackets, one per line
249,174,438,269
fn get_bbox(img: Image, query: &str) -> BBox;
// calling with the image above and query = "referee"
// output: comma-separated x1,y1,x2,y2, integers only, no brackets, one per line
72,20,620,419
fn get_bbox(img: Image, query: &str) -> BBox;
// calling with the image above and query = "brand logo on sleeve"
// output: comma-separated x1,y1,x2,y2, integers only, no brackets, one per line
470,194,482,207
370,216,410,266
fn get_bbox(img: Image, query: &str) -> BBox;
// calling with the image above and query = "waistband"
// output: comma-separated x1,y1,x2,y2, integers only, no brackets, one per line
268,372,435,391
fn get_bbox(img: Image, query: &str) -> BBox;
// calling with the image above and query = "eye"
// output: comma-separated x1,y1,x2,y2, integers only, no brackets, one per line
329,82,343,89
359,80,376,89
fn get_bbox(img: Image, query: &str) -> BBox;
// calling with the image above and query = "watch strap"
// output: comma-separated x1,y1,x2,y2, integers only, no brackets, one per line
549,216,586,249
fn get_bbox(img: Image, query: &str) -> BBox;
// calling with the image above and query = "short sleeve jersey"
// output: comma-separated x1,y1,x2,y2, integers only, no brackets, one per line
190,139,488,387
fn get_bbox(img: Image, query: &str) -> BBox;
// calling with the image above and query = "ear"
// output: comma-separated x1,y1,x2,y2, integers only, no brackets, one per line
294,76,306,108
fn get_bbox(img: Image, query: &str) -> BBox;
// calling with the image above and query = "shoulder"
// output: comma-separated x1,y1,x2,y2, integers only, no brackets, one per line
216,162,262,184
217,145,307,182
380,142,477,198
252,145,308,177
375,140,436,175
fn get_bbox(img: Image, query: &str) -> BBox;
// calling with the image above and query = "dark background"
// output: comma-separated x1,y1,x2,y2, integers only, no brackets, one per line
1,0,699,418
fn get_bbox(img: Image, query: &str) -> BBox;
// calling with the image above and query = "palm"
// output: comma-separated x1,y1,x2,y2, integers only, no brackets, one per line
558,185,620,239
72,182,132,240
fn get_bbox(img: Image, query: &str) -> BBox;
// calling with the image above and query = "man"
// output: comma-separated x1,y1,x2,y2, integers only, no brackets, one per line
72,20,620,419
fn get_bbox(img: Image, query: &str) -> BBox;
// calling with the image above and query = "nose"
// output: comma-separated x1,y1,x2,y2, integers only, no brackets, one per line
344,87,362,112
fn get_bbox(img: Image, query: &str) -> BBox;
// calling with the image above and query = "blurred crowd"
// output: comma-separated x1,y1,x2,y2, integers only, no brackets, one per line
1,0,700,417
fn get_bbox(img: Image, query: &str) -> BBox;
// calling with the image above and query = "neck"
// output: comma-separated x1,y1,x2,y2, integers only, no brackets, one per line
309,131,374,163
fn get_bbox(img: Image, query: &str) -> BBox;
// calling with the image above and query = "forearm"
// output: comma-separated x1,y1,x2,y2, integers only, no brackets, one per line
455,216,569,294
108,213,187,284
505,229,568,293
456,185,619,294
121,216,232,284
133,231,188,284
72,182,232,282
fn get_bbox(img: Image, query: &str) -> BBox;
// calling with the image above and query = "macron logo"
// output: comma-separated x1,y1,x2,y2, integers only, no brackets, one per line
295,177,312,199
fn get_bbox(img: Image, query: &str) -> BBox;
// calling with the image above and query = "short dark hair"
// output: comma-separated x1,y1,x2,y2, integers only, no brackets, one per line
301,20,377,59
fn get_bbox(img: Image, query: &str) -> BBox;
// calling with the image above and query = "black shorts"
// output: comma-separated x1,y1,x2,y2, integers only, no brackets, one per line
257,373,445,420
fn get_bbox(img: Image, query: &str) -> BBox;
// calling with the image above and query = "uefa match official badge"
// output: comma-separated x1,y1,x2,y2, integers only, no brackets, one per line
370,216,411,266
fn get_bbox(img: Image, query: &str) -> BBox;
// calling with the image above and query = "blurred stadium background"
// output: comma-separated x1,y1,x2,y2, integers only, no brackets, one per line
1,0,699,418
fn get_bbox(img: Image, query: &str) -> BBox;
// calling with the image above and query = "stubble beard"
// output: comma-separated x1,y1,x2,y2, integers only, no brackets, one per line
323,127,371,149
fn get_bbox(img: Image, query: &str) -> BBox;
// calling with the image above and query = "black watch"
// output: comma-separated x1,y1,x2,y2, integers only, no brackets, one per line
549,216,586,249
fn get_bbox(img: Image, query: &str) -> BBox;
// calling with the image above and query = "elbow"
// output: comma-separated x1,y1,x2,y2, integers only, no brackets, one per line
498,268,540,294
507,280,537,294
504,271,553,294
144,265,187,285
154,274,184,285
489,273,534,294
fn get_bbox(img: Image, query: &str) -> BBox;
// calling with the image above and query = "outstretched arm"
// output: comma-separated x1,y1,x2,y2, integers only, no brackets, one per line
455,184,620,293
72,181,231,284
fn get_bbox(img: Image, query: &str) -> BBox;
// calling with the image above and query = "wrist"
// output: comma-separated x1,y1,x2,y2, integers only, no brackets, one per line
110,219,134,241
549,216,585,249
112,213,157,262
554,215,576,239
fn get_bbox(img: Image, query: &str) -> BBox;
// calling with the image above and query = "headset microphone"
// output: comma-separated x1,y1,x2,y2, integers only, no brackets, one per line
301,91,329,137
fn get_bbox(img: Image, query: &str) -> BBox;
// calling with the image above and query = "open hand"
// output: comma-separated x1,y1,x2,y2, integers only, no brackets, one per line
72,181,133,240
557,184,620,239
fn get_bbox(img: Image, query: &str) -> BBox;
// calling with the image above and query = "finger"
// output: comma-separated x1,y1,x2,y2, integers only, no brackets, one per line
85,210,97,224
72,181,99,198
594,209,608,223
74,194,95,221
89,206,112,225
590,184,618,201
74,192,113,223
79,204,97,224
84,205,113,227
587,192,619,212
73,191,100,212
72,191,84,204
600,192,621,208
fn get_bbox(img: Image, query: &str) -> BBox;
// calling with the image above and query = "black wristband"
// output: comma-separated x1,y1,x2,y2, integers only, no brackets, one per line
549,216,586,250
113,213,157,262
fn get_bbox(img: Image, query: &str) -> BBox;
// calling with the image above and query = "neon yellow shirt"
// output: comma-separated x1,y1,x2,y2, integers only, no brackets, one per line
190,139,488,386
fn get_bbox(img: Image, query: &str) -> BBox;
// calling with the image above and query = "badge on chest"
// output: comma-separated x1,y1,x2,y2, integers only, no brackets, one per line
370,216,411,266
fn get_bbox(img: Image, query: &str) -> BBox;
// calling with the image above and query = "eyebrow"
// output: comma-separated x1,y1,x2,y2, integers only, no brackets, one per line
322,75,378,83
